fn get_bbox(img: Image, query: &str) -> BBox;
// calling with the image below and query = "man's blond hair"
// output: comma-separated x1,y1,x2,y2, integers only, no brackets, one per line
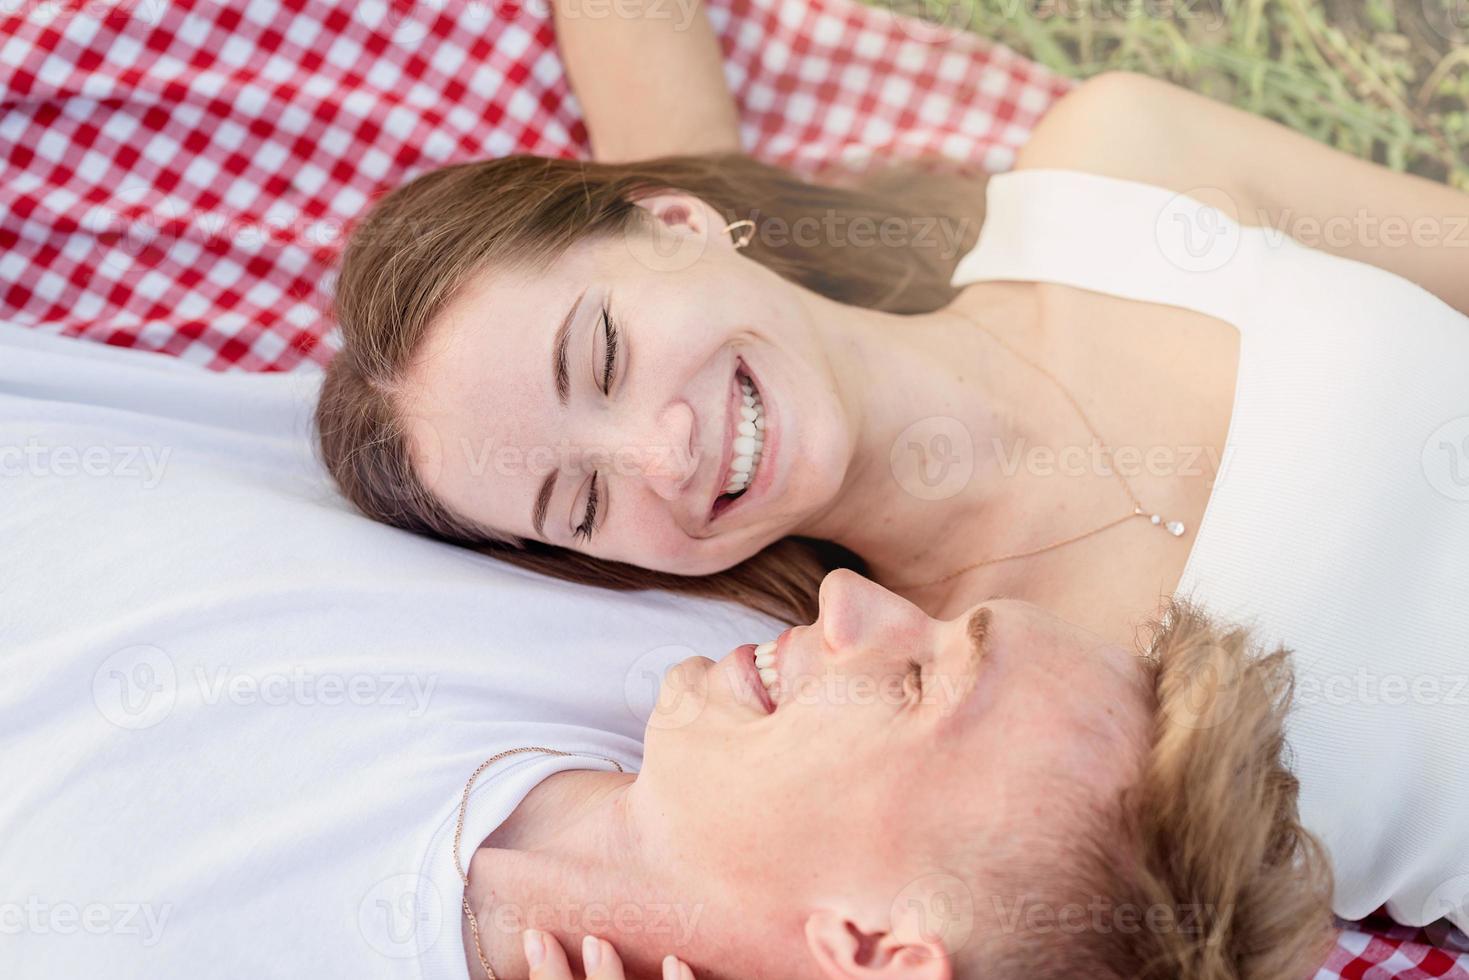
960,599,1336,980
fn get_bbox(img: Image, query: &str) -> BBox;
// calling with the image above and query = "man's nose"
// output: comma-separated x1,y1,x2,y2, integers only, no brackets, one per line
815,569,929,652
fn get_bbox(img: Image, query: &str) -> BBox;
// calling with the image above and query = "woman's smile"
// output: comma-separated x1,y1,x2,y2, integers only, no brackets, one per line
709,358,773,524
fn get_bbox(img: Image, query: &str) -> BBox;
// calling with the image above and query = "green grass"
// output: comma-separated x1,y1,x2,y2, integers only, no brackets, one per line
884,0,1469,188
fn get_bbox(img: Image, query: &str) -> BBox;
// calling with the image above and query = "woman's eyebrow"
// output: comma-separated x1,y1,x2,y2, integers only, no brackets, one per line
532,471,556,539
552,286,589,405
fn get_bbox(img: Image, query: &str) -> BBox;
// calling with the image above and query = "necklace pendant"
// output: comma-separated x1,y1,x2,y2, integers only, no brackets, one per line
1137,507,1186,537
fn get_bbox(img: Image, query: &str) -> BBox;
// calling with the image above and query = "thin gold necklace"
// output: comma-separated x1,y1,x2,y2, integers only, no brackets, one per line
454,746,626,980
893,311,1187,593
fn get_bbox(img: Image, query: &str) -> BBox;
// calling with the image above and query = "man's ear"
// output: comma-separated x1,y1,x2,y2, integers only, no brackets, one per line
804,909,953,980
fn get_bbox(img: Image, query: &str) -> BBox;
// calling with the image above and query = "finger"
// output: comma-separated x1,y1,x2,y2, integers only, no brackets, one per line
582,934,627,980
661,954,696,980
525,929,572,980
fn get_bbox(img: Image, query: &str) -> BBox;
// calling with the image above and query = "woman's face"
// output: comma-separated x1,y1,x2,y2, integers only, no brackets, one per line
399,193,854,575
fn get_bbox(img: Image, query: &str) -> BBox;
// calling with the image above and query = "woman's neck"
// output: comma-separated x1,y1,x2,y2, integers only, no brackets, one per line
799,282,1085,600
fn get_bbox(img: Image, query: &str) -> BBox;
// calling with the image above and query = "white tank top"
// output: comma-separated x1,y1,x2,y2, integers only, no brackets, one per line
951,168,1469,934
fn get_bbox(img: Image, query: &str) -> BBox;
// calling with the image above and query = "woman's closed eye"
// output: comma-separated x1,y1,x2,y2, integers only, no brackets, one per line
572,472,603,543
596,303,621,395
572,302,622,544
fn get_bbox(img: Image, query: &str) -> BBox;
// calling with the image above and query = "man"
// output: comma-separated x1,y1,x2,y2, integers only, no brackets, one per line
453,568,1342,980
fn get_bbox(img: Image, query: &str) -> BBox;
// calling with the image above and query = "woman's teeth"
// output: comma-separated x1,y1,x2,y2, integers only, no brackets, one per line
723,374,766,497
754,639,779,702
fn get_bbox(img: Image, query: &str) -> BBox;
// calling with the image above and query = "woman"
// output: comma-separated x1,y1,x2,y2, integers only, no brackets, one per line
314,0,1469,655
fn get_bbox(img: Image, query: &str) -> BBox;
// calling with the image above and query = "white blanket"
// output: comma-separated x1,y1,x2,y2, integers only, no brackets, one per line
0,326,778,979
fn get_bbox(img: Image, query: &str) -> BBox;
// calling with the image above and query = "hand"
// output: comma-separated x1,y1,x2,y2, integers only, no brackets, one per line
522,929,696,980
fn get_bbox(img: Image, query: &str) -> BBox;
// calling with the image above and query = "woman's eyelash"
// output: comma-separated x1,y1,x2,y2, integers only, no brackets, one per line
600,305,619,394
573,305,618,544
573,474,601,543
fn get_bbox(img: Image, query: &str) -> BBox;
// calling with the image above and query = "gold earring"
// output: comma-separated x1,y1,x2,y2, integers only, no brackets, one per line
722,218,756,250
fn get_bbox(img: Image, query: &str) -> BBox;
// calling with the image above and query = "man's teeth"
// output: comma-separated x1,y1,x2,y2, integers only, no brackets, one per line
754,639,779,702
723,375,766,496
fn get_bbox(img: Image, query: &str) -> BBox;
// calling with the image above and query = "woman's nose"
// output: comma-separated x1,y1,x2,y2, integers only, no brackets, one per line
631,400,697,502
816,569,930,652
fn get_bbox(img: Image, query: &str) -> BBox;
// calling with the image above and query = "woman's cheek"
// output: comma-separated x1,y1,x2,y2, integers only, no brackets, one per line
611,525,704,574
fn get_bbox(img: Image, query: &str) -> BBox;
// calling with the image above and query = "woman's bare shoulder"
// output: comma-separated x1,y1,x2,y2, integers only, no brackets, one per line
1012,71,1258,221
1014,72,1186,172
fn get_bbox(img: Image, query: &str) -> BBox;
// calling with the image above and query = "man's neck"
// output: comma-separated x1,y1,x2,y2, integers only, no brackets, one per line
464,768,642,980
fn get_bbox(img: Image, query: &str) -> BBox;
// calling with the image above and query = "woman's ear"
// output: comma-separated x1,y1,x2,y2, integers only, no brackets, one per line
627,190,738,244
622,190,739,272
804,909,953,980
630,191,704,232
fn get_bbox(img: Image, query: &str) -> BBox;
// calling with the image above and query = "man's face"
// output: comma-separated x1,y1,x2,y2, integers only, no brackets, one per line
629,569,1153,973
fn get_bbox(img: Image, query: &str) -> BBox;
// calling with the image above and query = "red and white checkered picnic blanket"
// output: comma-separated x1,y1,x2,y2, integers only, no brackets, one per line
0,0,1063,370
2,1,1465,975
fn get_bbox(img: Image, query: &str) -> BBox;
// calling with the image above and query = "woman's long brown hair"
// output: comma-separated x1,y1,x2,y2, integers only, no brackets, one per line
315,152,986,623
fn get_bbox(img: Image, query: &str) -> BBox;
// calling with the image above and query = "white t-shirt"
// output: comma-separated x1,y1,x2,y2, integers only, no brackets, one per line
0,325,780,978
953,168,1469,935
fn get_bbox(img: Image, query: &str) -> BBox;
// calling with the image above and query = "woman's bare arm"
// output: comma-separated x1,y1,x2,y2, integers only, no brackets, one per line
1017,72,1469,316
553,0,741,162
